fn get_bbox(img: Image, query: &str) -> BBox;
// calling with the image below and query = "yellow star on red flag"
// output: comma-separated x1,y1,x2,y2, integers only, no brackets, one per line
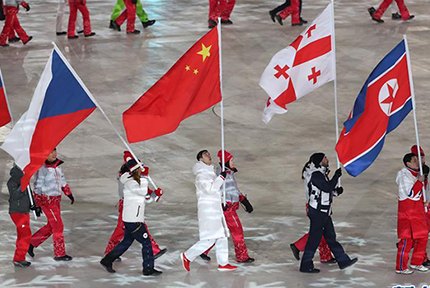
197,43,212,62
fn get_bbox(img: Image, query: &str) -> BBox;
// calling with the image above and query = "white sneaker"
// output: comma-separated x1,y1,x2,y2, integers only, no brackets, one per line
396,269,414,275
410,265,429,272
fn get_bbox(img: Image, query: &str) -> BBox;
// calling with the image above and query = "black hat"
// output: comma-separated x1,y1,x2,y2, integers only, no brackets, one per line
310,152,325,167
126,159,140,172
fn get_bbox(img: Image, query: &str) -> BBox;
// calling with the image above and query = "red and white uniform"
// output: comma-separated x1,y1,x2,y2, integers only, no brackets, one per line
396,167,429,271
278,0,300,24
208,0,235,22
373,0,410,20
0,0,30,45
30,159,73,258
67,0,92,37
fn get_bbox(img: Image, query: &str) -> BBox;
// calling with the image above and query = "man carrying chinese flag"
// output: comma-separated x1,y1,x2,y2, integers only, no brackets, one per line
123,28,221,143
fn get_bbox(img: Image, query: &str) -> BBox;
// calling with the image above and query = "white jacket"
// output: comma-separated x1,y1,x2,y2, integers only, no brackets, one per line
33,161,67,197
193,161,229,241
121,173,153,223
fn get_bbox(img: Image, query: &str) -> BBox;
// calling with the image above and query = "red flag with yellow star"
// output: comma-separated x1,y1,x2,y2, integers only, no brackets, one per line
123,28,221,143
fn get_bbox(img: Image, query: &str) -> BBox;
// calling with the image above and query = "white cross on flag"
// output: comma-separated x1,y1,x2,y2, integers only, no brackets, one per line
260,3,335,124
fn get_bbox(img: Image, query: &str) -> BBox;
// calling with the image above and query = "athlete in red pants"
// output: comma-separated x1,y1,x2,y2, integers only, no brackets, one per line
369,0,413,23
67,0,95,38
114,0,140,34
276,0,301,26
0,0,31,47
208,0,236,28
291,232,334,262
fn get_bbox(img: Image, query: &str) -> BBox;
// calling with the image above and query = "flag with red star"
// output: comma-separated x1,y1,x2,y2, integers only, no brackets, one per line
123,28,221,143
259,3,335,124
335,40,412,176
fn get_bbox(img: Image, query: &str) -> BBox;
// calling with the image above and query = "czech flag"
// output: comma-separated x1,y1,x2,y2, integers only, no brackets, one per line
335,40,413,177
1,45,97,189
0,67,11,127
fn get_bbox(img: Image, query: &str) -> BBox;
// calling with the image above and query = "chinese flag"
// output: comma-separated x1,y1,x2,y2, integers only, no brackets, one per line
123,28,221,143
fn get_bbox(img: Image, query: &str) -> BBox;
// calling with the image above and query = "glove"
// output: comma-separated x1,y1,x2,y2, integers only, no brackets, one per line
220,171,227,178
334,168,342,178
423,165,429,178
335,187,344,195
148,188,154,195
142,166,149,176
240,197,253,213
67,194,75,205
24,3,30,11
30,205,43,217
154,188,163,202
131,0,137,4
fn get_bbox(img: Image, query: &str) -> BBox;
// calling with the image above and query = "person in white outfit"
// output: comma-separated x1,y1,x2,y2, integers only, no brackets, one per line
180,150,237,272
56,0,82,35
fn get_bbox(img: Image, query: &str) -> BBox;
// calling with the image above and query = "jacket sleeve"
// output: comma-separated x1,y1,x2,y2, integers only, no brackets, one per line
33,168,46,194
311,171,339,193
7,177,26,200
59,167,67,188
196,174,225,195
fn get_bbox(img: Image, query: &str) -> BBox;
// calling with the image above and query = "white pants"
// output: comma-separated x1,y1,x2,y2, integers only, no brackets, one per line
56,0,82,33
185,237,229,266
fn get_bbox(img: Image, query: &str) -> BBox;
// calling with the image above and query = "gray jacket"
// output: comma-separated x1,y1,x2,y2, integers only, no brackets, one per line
7,166,31,214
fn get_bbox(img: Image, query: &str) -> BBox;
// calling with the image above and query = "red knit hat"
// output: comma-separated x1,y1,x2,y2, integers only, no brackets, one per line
217,150,233,163
123,151,133,163
411,145,425,156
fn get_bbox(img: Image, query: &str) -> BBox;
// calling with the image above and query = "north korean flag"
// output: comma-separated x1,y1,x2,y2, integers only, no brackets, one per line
335,40,413,177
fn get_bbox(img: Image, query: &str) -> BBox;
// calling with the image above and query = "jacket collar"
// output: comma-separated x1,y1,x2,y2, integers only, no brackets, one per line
45,158,64,168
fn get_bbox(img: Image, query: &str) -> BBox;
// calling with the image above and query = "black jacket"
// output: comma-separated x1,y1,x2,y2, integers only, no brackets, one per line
7,166,31,214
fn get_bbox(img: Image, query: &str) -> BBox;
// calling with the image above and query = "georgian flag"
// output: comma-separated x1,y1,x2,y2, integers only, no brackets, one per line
259,3,335,124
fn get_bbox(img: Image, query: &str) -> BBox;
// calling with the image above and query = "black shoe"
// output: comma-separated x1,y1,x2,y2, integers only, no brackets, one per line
28,244,35,257
13,261,31,267
142,19,156,28
269,10,276,22
422,260,430,267
154,248,167,260
100,259,116,273
84,32,96,37
371,17,384,23
238,257,255,263
221,19,233,25
109,20,115,29
114,257,121,262
0,43,9,47
300,17,308,24
368,7,376,17
23,36,32,45
77,30,84,34
275,14,283,26
56,32,67,36
112,21,121,31
339,257,358,270
321,258,337,264
200,253,211,261
290,244,300,260
392,12,402,20
127,30,140,34
143,268,162,276
68,35,78,39
404,15,415,21
208,19,217,29
54,255,73,261
292,22,303,26
300,268,320,273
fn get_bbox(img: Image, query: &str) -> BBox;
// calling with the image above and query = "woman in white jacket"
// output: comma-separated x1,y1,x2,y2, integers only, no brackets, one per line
180,150,237,272
100,158,162,276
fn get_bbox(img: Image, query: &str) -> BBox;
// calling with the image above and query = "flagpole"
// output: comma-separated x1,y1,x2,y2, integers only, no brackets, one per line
51,42,158,190
330,0,340,169
27,185,37,219
0,67,14,127
404,35,427,206
217,18,226,206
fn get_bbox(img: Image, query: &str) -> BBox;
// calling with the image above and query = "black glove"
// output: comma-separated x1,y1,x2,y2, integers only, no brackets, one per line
220,171,227,178
131,0,137,4
334,168,342,178
30,205,43,217
67,194,75,205
335,187,344,195
423,165,429,178
240,197,253,213
25,4,30,11
222,203,229,211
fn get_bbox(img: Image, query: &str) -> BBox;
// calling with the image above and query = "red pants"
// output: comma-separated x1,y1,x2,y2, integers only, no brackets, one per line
373,0,410,20
104,200,161,255
30,198,66,257
279,0,300,24
115,0,137,32
396,238,428,271
0,6,30,45
68,0,92,37
10,213,32,262
208,0,236,21
204,203,250,262
294,232,333,262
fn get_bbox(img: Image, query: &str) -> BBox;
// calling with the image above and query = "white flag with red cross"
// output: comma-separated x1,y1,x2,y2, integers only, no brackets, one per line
260,3,335,124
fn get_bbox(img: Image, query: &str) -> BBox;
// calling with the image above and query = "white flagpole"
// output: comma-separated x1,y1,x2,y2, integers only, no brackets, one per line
27,185,37,219
217,18,226,206
0,67,14,127
51,42,158,190
330,0,340,169
404,35,427,205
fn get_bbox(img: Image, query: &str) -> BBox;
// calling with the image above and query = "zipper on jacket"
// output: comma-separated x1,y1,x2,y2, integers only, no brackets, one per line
136,206,140,217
